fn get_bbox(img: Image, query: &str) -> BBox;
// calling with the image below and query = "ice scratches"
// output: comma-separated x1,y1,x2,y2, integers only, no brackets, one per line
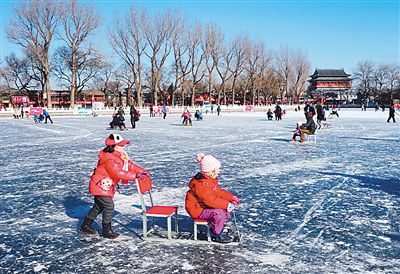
233,250,291,267
241,158,329,178
283,177,349,247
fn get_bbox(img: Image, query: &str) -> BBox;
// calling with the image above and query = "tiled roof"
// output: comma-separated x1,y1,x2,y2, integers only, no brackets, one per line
310,69,351,77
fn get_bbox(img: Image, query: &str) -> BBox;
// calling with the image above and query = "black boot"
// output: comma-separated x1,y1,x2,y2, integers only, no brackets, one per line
102,222,119,239
211,230,232,244
80,217,97,235
212,233,232,244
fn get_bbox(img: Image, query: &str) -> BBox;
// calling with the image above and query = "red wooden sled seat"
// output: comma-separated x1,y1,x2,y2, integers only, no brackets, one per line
135,176,179,240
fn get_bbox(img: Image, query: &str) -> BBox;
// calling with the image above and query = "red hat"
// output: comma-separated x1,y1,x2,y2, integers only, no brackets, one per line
105,134,130,147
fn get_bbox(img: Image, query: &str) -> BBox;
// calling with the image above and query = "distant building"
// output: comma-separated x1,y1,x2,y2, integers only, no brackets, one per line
308,69,353,103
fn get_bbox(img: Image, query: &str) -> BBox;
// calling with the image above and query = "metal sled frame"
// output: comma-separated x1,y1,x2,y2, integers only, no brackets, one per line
135,179,179,240
140,231,242,246
306,134,317,142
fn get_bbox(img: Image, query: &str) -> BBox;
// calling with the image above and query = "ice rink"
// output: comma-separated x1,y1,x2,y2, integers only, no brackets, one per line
1,109,399,273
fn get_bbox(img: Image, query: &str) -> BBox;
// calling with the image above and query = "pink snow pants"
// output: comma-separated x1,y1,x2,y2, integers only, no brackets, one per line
197,208,231,235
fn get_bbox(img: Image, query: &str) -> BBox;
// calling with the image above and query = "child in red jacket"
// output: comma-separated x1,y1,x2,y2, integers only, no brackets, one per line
80,134,148,239
185,153,240,243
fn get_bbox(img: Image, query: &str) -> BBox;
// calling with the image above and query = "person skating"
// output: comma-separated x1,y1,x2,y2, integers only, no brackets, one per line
316,104,326,129
185,153,240,243
109,112,126,130
194,110,203,121
43,109,53,124
301,112,316,136
217,105,221,116
80,134,149,239
181,109,192,126
387,103,396,123
130,104,139,129
267,109,273,120
290,121,304,142
162,105,167,119
274,103,282,120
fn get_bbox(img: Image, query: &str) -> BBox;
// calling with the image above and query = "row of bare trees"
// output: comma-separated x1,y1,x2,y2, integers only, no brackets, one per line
1,0,312,107
353,61,400,100
2,0,100,108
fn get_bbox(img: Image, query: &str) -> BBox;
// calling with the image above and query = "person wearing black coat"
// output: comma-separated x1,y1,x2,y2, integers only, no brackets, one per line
387,103,396,123
130,104,139,129
274,104,282,120
301,112,316,135
110,113,126,130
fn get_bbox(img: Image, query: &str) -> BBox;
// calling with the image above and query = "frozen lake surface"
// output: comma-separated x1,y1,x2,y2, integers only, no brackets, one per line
1,110,399,273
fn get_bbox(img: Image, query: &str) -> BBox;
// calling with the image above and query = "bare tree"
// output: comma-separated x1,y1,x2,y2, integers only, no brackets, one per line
115,64,136,104
215,42,234,105
289,49,310,103
53,46,103,94
276,46,293,100
143,10,174,106
203,23,223,106
229,35,248,105
171,13,191,106
353,61,375,100
95,61,115,95
188,23,206,106
254,47,273,105
7,0,60,107
245,40,268,105
385,64,400,99
110,7,148,107
59,0,100,108
1,53,34,93
371,63,388,99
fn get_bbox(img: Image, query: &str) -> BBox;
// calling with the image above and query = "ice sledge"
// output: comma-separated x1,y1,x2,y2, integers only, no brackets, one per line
134,177,242,246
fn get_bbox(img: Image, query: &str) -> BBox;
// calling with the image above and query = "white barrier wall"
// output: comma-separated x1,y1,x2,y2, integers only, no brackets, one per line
0,104,302,118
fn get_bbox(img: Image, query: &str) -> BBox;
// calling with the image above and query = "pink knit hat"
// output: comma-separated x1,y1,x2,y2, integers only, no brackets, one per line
196,153,221,173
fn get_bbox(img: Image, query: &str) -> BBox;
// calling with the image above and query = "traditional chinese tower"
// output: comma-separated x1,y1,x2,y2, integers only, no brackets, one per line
308,69,352,101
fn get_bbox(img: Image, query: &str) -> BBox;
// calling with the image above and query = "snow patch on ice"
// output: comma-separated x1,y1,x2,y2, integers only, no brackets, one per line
181,261,196,270
33,262,46,272
258,253,291,265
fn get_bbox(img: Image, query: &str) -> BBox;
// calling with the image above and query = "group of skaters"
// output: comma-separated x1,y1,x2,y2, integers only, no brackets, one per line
109,105,141,130
290,100,330,143
33,109,53,124
80,134,239,243
181,108,205,126
267,104,286,121
149,105,168,119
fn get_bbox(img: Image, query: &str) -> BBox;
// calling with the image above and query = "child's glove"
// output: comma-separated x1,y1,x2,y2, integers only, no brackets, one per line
142,171,152,176
136,173,145,180
227,202,235,213
232,196,241,206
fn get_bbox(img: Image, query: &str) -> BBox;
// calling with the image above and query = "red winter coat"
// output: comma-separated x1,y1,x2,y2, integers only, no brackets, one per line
89,150,146,198
185,172,234,218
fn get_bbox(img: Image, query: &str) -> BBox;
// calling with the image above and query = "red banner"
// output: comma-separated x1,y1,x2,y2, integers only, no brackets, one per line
29,107,43,116
12,96,29,104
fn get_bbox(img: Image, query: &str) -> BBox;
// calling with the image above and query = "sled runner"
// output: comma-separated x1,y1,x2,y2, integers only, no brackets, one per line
137,229,242,246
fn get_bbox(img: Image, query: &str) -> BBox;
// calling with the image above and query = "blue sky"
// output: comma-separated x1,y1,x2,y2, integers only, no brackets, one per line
1,0,399,74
